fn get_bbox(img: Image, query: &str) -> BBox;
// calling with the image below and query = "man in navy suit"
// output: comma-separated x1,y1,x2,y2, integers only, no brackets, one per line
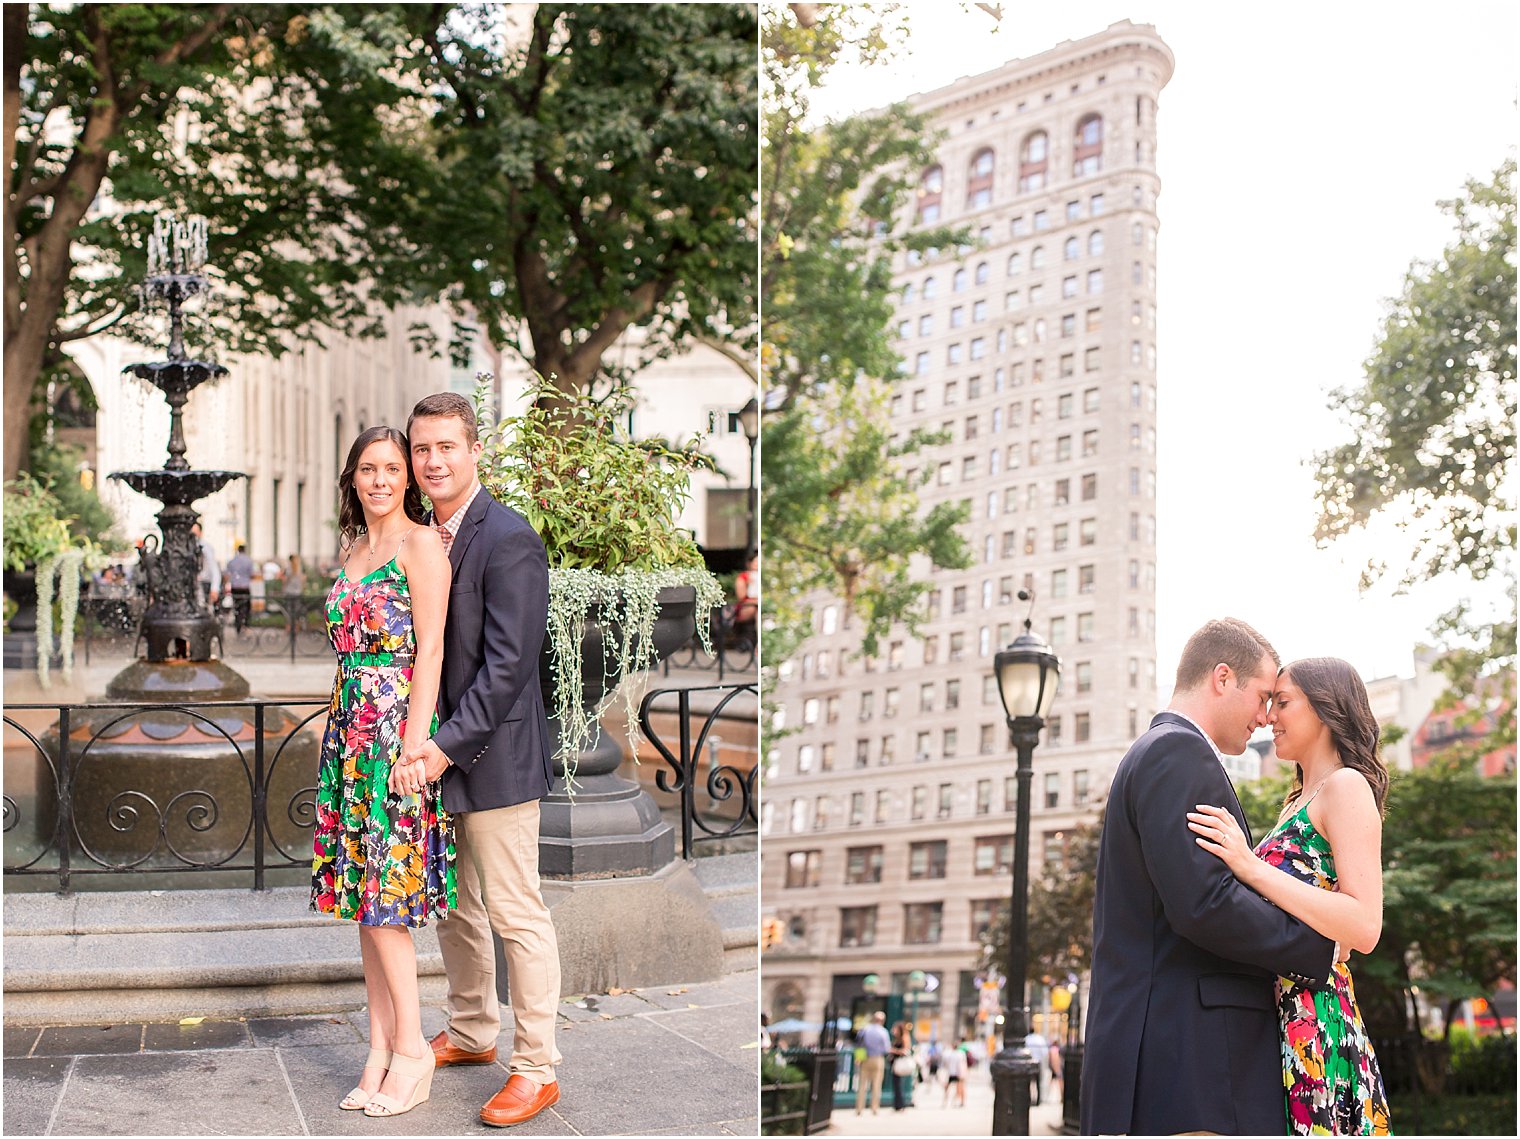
405,392,562,1128
1081,618,1337,1135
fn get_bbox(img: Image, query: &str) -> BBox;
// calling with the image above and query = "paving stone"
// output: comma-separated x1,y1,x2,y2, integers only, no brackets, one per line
642,1002,763,1078
551,1012,753,1135
143,1019,252,1052
249,1015,361,1048
628,976,752,1012
557,991,657,1022
33,1023,143,1057
2,1055,72,1136
4,1024,42,1058
51,1050,303,1135
277,1045,573,1135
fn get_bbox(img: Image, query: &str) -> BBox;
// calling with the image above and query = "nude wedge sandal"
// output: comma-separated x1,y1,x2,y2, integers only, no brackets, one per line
339,1048,392,1110
363,1045,436,1118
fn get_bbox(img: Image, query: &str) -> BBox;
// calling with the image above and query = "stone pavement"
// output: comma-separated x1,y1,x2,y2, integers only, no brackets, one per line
824,1065,1065,1136
3,970,760,1137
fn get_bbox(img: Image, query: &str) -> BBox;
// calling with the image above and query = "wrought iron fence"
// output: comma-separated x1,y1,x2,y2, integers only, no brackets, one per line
660,607,756,681
74,592,336,665
4,699,328,893
640,683,758,859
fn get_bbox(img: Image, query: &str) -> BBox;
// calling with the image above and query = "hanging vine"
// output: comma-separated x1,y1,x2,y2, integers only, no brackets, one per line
31,549,89,687
473,374,727,782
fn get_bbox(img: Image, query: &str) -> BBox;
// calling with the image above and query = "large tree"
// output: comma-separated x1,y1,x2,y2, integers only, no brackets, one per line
5,3,758,484
761,2,976,660
1313,159,1516,589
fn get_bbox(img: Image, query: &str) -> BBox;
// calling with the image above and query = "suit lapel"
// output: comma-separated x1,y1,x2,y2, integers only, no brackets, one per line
446,487,492,577
1155,711,1255,843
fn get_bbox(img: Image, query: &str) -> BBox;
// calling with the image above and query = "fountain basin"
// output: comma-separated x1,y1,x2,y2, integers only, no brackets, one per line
109,469,244,506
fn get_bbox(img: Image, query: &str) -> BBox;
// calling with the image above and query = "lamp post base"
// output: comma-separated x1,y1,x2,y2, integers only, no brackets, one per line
990,1042,1038,1135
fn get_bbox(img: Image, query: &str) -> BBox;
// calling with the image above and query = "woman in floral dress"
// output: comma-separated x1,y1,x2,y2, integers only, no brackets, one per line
1189,657,1392,1135
310,425,454,1119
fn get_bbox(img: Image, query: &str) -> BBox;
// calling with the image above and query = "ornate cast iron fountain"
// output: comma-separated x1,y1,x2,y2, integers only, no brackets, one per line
106,215,248,698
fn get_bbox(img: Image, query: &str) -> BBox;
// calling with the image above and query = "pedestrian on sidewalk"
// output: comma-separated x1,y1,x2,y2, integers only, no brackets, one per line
225,543,254,632
310,425,454,1120
888,1019,913,1110
854,1010,892,1115
941,1039,968,1107
405,394,564,1129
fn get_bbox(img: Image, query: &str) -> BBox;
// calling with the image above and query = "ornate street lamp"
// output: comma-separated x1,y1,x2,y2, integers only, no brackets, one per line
989,591,1061,1136
737,396,759,553
907,969,927,1040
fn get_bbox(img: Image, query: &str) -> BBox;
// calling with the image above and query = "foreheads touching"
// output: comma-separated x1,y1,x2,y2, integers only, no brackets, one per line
1174,617,1279,695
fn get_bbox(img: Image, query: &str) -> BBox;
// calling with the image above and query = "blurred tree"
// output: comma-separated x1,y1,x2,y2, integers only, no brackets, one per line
6,3,758,483
1313,159,1516,589
761,1,981,659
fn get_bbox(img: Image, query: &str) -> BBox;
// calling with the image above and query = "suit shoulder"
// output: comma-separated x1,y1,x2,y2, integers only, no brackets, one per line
1114,720,1216,785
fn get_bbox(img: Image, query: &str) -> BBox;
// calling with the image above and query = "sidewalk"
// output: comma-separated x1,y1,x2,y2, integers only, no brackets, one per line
824,1067,1065,1136
3,970,759,1137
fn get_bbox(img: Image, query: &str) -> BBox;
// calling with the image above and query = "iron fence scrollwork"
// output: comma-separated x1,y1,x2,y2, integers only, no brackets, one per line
639,683,758,859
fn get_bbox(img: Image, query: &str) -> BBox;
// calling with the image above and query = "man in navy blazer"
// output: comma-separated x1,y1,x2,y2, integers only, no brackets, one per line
405,393,562,1129
1081,618,1336,1135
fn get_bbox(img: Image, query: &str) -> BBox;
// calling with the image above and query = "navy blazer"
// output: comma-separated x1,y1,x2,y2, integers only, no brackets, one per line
1081,712,1334,1136
432,488,553,814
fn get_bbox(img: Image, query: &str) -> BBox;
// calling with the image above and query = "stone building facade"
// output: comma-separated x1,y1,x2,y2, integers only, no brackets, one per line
761,21,1173,1044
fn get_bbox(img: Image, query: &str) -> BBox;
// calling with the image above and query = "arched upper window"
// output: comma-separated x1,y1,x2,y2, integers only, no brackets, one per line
1088,230,1104,256
1064,236,1079,261
1019,132,1048,193
966,147,995,209
1007,252,1023,276
923,275,938,299
916,165,944,224
953,268,968,293
1073,115,1102,177
974,261,989,285
1030,245,1046,270
902,282,916,303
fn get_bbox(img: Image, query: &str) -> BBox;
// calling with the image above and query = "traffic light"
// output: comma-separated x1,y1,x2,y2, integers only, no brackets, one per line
762,917,785,951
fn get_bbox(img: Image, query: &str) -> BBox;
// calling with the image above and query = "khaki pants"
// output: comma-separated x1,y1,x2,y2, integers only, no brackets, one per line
856,1055,886,1112
435,801,562,1083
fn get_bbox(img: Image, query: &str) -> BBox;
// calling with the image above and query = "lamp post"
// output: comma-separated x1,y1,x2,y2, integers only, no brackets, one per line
989,592,1061,1136
907,969,927,1040
737,396,759,553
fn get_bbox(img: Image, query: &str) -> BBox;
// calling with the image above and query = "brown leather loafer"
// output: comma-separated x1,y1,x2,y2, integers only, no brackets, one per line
480,1074,560,1127
428,1029,497,1066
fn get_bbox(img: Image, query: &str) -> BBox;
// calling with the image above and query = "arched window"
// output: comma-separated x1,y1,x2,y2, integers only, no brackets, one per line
923,275,938,299
916,164,944,224
1018,131,1048,193
1030,245,1046,270
1073,115,1102,177
966,147,995,209
1064,236,1079,261
1088,230,1104,256
953,268,968,293
1007,252,1023,276
974,261,989,285
902,282,916,303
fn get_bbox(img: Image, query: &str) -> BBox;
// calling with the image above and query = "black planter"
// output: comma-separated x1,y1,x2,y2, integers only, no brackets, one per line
4,566,39,634
537,584,698,878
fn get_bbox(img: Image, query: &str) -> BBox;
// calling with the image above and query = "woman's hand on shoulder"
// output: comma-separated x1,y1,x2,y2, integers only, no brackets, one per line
1186,803,1263,885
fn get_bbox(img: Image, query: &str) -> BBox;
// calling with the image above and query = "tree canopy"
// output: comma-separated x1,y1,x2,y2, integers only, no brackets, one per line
1313,159,1516,589
760,1,974,660
5,3,758,483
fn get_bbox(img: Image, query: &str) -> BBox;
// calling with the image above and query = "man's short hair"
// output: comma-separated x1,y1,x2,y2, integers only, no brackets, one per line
1174,617,1279,691
407,391,478,445
872,1011,886,1023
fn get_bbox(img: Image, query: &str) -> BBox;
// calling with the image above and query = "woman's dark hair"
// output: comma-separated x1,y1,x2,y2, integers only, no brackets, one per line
337,426,426,546
1280,657,1390,816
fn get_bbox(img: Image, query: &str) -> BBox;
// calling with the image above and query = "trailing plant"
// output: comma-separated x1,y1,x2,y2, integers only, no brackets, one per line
35,548,89,687
473,375,724,770
4,473,101,684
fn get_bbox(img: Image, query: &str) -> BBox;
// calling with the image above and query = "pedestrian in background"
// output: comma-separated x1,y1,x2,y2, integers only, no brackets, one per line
191,522,220,608
853,1010,892,1116
225,542,254,632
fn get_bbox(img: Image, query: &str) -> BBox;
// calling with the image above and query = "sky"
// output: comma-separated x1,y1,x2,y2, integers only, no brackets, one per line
802,0,1518,686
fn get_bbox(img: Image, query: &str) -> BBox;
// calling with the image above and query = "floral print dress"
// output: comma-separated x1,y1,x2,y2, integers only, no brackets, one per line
310,555,455,926
1255,800,1391,1135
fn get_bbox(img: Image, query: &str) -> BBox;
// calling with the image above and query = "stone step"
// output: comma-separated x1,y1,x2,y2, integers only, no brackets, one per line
4,855,758,1025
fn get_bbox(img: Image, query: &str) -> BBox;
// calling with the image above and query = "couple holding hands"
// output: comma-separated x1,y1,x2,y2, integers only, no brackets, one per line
308,393,561,1127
